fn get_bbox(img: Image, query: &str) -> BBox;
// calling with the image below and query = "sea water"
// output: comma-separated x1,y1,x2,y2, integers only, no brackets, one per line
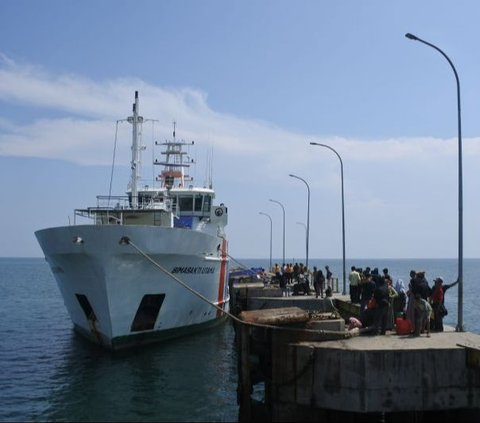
0,257,478,422
0,258,238,422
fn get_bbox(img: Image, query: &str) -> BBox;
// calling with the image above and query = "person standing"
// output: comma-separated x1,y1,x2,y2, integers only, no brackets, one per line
325,265,333,291
314,269,326,298
430,277,458,332
372,276,390,335
383,268,392,284
405,270,417,333
359,273,376,324
413,293,433,337
284,263,291,285
411,271,431,300
293,263,300,283
348,266,362,303
273,263,282,285
386,278,399,330
393,279,407,316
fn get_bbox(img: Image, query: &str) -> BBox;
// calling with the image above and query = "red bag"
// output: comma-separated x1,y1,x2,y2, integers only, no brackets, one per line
367,297,377,309
396,317,412,335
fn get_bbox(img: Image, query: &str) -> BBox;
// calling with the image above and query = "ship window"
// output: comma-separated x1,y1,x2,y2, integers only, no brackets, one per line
203,195,211,213
165,176,174,188
179,196,193,212
139,194,151,207
75,294,97,322
130,294,165,332
194,194,203,212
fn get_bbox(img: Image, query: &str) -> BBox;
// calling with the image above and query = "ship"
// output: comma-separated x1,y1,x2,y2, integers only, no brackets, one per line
35,91,230,350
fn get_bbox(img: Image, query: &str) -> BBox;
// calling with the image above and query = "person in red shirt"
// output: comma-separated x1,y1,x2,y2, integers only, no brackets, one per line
430,277,458,332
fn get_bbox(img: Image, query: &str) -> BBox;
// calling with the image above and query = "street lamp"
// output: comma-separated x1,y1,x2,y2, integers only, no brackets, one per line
405,32,463,332
289,174,310,270
269,199,286,266
309,142,346,295
259,212,273,272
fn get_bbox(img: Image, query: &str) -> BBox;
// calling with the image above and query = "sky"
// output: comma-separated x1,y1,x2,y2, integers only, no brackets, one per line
2,0,480,260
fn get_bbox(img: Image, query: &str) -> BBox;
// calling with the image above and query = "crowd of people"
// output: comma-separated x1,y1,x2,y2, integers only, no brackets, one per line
347,266,458,336
270,263,335,297
267,263,457,337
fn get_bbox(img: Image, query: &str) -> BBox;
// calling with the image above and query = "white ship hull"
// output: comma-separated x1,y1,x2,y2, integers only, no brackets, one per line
35,224,230,350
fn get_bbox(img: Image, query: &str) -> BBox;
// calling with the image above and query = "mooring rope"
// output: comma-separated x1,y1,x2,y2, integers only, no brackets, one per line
226,253,252,271
121,236,352,337
122,236,244,325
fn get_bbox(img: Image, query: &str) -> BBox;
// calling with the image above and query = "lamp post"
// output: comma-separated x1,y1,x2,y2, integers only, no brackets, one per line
269,199,286,266
289,174,310,270
405,32,463,332
310,142,346,295
259,212,273,272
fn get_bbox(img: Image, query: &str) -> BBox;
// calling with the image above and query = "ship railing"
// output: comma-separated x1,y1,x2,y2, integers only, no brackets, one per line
96,195,131,209
73,195,173,225
94,195,172,211
72,196,128,225
73,208,124,225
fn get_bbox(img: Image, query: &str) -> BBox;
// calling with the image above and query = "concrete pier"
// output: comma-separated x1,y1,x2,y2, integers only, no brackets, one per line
270,327,480,421
231,284,480,422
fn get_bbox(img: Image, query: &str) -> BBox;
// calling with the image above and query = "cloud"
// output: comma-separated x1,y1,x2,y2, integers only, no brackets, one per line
2,54,480,259
1,53,478,171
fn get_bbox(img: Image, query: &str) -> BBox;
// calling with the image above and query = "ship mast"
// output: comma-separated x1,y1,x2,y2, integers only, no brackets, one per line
154,121,194,189
127,91,144,208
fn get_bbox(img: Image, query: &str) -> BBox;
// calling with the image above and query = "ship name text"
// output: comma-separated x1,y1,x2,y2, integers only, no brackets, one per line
171,266,215,274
